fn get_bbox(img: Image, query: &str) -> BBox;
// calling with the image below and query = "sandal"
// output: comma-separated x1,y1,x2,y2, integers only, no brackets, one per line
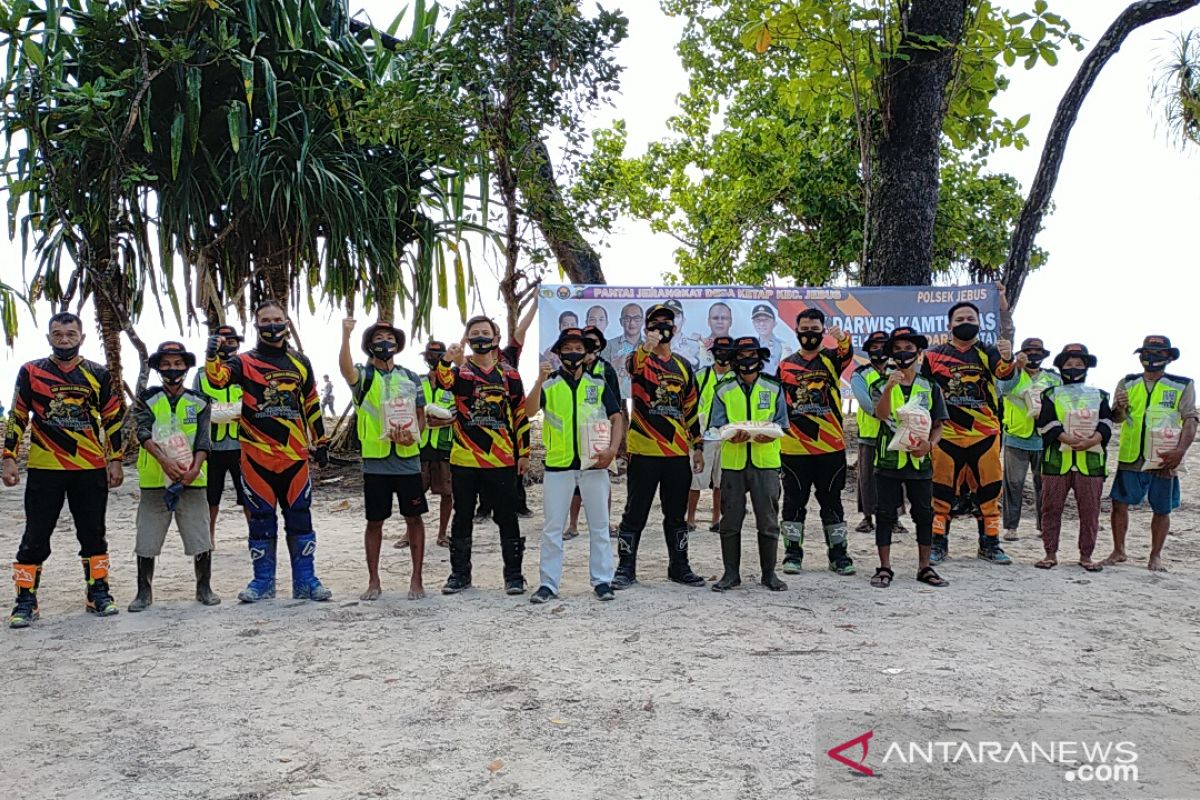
870,566,894,588
1034,558,1057,569
916,566,949,587
1079,560,1104,572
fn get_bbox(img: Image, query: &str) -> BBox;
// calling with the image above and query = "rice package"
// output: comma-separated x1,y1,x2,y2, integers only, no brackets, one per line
887,396,932,453
718,421,785,440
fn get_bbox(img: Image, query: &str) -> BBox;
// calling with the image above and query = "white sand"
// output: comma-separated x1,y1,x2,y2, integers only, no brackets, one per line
2,449,1199,799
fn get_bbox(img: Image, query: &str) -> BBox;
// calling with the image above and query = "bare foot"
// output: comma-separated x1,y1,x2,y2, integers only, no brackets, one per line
360,584,382,601
1078,559,1103,572
1148,556,1168,572
408,580,426,600
436,534,449,548
393,537,409,550
1102,550,1126,566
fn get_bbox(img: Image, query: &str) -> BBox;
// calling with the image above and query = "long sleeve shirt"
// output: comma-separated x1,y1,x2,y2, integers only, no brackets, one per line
435,357,530,468
625,346,701,457
204,345,326,466
921,342,1014,442
777,338,853,455
4,357,125,469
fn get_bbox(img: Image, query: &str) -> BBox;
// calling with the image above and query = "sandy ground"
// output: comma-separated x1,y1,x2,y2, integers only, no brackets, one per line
3,442,1200,800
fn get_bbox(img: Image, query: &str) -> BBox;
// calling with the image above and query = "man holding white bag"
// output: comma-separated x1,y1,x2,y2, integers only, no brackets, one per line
708,336,789,593
526,328,624,603
869,327,949,589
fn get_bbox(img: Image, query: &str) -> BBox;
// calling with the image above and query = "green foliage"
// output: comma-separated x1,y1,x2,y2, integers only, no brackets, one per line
1153,29,1200,149
573,0,1073,286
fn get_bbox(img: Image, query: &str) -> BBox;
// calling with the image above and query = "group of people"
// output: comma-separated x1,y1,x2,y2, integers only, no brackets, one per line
3,296,1195,626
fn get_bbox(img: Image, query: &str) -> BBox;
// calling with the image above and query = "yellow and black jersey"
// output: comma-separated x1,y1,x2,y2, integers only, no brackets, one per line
626,347,700,457
436,358,531,468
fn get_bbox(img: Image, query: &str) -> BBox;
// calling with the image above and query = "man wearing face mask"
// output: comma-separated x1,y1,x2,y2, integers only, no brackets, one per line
613,304,706,589
418,340,456,549
687,336,735,534
5,312,126,628
1106,335,1198,572
341,319,429,601
777,308,855,576
438,316,531,595
709,336,790,592
1033,344,1112,572
997,337,1061,542
921,301,1015,564
205,300,331,603
526,329,624,603
195,324,248,549
129,342,220,611
850,331,893,535
566,326,623,539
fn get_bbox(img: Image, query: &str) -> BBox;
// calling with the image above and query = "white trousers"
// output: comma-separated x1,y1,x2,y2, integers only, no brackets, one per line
539,469,615,593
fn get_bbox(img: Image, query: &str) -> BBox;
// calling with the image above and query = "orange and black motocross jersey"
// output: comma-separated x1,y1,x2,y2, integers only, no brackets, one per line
3,357,125,470
921,342,1014,442
626,347,700,457
777,342,852,455
436,357,530,469
205,346,326,467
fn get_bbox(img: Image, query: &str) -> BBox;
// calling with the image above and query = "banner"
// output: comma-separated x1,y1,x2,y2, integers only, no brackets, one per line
537,283,1002,397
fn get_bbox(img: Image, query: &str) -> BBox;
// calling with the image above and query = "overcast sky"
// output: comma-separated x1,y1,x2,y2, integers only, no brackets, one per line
2,0,1198,405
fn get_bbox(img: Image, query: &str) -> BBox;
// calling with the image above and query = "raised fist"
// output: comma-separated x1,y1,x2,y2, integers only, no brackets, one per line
342,318,356,338
445,342,465,365
997,339,1013,361
828,325,846,342
539,361,553,381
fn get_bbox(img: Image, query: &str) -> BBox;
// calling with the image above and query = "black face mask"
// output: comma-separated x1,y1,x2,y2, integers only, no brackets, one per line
560,352,587,370
735,356,761,375
797,331,822,351
1025,356,1044,369
1141,355,1170,372
714,352,733,367
952,323,979,341
218,345,239,359
258,322,288,344
424,354,443,369
370,341,398,361
1061,367,1088,384
52,345,80,361
159,368,187,385
468,336,496,354
869,351,888,368
891,352,919,370
649,323,674,343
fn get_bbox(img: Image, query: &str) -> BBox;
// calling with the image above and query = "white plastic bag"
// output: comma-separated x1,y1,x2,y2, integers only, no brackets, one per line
153,417,192,470
579,407,612,470
425,404,455,421
378,373,420,443
887,396,932,453
1056,384,1103,456
718,421,785,440
1019,384,1044,419
210,402,240,424
1143,406,1183,471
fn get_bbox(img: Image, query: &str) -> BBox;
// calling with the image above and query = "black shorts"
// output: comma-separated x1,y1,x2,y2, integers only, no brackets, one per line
364,473,429,521
206,449,246,508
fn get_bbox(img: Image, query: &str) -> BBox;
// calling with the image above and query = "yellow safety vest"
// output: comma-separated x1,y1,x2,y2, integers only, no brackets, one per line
1003,369,1061,439
855,365,885,441
356,366,421,460
1117,374,1189,465
420,376,455,451
717,377,782,470
138,390,208,489
874,379,934,472
1042,384,1107,477
542,372,610,469
697,366,733,430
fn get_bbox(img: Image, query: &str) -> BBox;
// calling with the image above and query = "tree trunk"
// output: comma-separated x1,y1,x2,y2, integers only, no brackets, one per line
93,289,124,391
497,149,522,340
864,0,969,287
518,133,606,285
1003,0,1200,309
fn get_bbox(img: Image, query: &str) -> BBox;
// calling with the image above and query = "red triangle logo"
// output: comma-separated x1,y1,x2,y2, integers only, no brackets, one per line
827,729,875,776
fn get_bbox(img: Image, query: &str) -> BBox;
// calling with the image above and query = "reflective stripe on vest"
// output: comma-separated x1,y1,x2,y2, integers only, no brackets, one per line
1042,384,1107,476
356,367,421,460
542,372,609,469
856,367,885,441
198,373,242,442
420,377,454,450
1003,370,1060,439
874,379,933,472
137,391,208,489
1118,375,1188,465
717,378,781,470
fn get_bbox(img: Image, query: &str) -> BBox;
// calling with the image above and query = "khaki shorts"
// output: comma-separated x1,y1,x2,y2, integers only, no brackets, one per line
422,458,453,496
136,488,211,557
691,439,724,491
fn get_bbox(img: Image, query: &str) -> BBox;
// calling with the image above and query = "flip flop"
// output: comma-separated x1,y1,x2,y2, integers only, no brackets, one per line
1034,558,1057,569
1079,561,1104,572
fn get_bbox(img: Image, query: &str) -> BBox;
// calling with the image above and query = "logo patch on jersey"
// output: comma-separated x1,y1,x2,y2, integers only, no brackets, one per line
944,364,988,408
45,385,94,431
652,374,686,419
790,373,831,415
471,383,510,429
258,370,302,419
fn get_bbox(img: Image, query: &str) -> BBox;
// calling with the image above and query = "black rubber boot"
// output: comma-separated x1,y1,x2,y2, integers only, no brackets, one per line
128,557,155,612
758,535,788,591
666,527,705,587
712,532,742,592
612,528,641,590
194,552,221,606
501,536,526,594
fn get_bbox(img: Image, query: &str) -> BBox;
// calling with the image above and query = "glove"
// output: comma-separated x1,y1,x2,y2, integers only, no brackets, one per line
205,334,222,359
313,445,329,468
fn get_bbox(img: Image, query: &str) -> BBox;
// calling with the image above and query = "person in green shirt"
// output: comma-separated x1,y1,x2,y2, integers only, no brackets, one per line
869,327,949,589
